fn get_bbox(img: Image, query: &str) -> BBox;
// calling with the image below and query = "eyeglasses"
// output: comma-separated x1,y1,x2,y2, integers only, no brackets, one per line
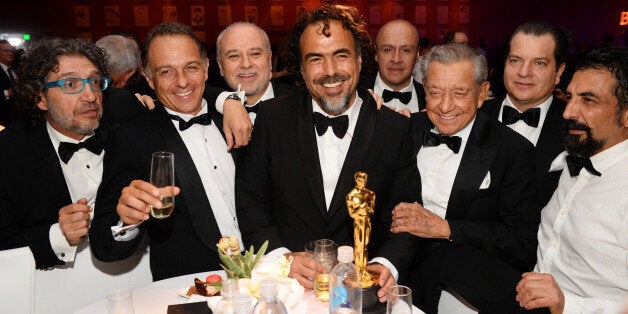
44,77,110,94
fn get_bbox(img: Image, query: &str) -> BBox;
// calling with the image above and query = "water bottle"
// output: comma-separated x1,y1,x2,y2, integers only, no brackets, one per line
233,293,253,314
215,279,238,314
252,278,288,314
329,246,362,314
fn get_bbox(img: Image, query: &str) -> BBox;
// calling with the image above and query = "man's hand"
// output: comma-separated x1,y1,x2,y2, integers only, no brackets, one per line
116,179,180,225
367,263,396,303
134,93,156,110
284,252,325,290
516,272,565,314
391,202,450,239
223,99,252,151
58,198,92,245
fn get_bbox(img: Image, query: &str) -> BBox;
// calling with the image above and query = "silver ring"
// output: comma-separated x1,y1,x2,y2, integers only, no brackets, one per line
397,218,401,226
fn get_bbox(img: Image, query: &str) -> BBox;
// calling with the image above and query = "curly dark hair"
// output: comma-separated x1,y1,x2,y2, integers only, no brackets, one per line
575,46,628,121
143,22,207,79
14,38,109,125
283,4,376,83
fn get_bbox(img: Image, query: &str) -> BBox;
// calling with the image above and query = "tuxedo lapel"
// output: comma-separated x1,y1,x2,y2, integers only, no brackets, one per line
30,125,72,210
295,91,328,217
412,80,427,112
535,98,566,177
446,113,497,219
328,88,376,218
151,106,221,252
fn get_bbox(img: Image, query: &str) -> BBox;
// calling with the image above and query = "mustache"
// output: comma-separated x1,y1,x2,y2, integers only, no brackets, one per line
562,118,590,132
74,101,101,114
313,74,351,85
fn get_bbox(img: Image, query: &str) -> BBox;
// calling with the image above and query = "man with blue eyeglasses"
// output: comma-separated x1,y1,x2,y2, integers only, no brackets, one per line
0,38,152,313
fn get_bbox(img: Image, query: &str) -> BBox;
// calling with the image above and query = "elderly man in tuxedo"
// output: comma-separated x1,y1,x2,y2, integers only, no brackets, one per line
0,38,151,313
482,21,570,207
90,22,242,281
516,46,628,314
391,43,541,313
236,4,421,303
361,19,427,114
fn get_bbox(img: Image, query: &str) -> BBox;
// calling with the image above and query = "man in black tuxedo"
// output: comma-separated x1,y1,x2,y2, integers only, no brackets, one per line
90,22,241,281
0,39,16,126
236,5,421,302
390,43,541,313
361,19,426,115
481,21,570,207
0,38,152,313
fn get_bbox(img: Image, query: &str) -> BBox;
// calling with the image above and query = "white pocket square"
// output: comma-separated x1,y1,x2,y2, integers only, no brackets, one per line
479,171,491,189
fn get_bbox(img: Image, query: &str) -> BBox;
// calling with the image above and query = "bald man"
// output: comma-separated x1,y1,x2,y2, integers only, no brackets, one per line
361,19,426,114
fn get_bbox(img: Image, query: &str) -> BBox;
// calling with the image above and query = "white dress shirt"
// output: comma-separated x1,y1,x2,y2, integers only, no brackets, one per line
47,123,103,262
374,73,421,113
417,118,474,218
535,140,628,313
165,100,243,248
498,95,553,146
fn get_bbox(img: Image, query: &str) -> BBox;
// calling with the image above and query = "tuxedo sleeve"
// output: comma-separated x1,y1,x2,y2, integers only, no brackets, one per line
89,127,146,262
235,109,287,252
372,119,421,273
447,141,540,271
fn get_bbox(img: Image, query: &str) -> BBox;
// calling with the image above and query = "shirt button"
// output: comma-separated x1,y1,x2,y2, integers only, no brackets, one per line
60,253,65,258
551,241,557,248
559,210,566,217
86,165,90,169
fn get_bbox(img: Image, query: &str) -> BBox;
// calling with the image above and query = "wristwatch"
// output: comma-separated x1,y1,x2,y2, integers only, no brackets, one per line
226,93,242,102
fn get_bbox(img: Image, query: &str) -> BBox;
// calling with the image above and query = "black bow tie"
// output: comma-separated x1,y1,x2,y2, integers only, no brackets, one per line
382,89,412,105
58,132,104,164
565,154,601,177
312,112,349,139
245,105,258,114
502,106,540,127
169,113,212,131
423,131,462,154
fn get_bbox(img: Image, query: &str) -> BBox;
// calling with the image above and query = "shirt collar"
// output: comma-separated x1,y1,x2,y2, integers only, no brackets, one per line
46,122,95,151
311,93,362,138
163,98,208,121
432,116,476,143
504,94,553,116
375,72,413,93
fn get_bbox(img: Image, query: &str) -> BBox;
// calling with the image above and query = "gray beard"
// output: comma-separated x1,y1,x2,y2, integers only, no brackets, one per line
319,93,350,116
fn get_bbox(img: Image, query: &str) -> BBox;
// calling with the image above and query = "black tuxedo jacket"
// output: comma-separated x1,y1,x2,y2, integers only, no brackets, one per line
0,89,143,268
481,96,565,207
360,75,427,112
411,111,540,271
90,95,237,281
236,87,421,272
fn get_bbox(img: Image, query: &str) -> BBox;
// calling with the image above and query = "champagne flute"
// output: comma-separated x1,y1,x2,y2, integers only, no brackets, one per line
386,285,412,314
149,151,175,219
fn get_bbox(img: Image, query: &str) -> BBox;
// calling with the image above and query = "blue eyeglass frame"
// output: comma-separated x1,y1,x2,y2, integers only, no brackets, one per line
44,77,111,94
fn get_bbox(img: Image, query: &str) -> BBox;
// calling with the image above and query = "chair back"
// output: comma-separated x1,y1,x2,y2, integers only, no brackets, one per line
0,246,35,314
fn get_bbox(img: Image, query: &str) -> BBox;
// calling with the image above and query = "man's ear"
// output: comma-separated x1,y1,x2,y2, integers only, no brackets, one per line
477,81,490,108
36,92,48,111
555,63,566,85
143,70,155,90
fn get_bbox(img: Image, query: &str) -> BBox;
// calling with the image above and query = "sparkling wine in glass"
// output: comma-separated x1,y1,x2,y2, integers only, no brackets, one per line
149,151,175,219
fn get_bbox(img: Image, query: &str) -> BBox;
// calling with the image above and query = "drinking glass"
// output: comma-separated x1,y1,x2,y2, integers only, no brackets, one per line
386,285,412,314
107,289,134,314
149,151,175,219
314,239,337,302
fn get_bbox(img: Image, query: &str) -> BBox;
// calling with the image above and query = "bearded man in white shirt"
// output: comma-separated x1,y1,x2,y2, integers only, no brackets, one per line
516,46,628,313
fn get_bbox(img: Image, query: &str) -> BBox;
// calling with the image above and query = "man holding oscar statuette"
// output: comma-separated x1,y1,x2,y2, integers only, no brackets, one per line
236,5,421,306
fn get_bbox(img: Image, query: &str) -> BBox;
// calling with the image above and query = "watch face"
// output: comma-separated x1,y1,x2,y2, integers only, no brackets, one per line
228,94,241,101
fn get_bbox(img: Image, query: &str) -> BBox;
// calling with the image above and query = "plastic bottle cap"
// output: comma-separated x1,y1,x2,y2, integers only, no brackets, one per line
337,246,354,263
259,278,278,299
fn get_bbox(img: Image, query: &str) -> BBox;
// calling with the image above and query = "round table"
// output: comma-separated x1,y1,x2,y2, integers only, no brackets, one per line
75,270,423,313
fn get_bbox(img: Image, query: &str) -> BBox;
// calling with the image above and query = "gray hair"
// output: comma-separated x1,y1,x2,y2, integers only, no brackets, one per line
421,43,488,85
216,22,271,57
95,35,140,78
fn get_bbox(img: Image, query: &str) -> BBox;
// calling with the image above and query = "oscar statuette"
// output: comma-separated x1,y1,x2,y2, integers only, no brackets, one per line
346,172,386,313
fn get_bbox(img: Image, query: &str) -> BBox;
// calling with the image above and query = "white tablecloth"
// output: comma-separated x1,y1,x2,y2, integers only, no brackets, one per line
75,270,424,313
